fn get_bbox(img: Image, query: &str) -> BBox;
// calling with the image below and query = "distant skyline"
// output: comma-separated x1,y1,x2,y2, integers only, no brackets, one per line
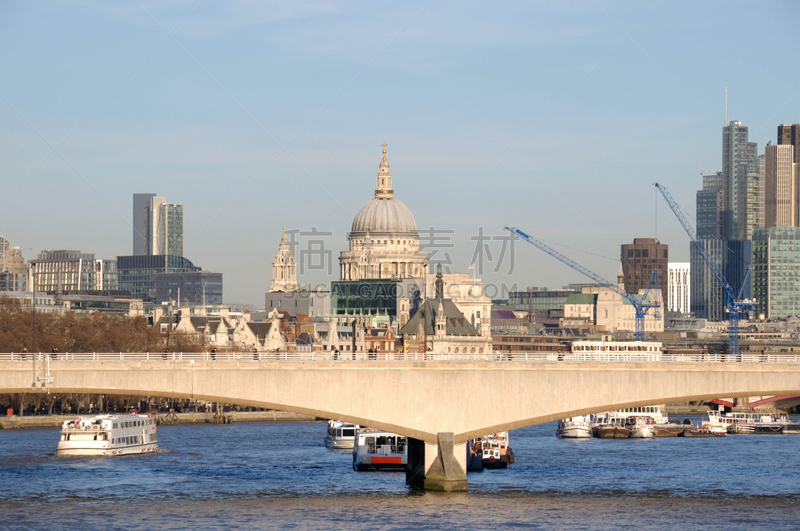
2,1,799,304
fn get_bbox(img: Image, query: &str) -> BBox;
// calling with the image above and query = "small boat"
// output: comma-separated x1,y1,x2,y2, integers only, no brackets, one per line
324,420,360,449
352,428,407,471
557,416,592,439
626,417,654,439
56,413,158,456
466,439,483,471
592,415,629,438
481,432,514,469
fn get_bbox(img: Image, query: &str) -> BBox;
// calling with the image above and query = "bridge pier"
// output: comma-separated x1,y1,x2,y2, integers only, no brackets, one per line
406,432,468,492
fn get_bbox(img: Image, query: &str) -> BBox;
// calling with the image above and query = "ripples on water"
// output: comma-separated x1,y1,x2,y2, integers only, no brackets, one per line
2,418,800,530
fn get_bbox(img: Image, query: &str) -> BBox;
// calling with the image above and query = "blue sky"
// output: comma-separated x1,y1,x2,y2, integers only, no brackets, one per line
1,1,799,304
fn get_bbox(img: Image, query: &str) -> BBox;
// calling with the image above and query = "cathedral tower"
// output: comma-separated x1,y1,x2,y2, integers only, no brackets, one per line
269,229,298,293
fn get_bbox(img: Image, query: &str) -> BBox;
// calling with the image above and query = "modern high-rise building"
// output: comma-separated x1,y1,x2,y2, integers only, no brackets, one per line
696,172,724,239
690,239,752,321
28,250,118,293
745,154,765,240
778,124,800,165
620,238,668,304
117,254,196,303
722,120,758,241
132,193,184,257
752,227,800,319
667,262,690,314
764,143,797,228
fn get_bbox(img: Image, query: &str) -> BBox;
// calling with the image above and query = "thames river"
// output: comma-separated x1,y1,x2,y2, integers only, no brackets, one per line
2,418,800,530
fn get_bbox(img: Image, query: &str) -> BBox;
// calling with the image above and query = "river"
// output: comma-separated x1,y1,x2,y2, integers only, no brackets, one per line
2,417,799,530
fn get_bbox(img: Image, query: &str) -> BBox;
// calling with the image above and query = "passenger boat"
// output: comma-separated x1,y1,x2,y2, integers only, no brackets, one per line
56,413,158,456
706,410,791,434
556,416,592,439
481,432,514,469
324,420,360,449
352,428,407,471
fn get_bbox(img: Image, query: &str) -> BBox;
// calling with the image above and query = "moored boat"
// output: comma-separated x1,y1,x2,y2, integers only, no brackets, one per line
557,416,592,439
683,426,726,437
324,420,360,449
352,428,407,471
627,417,654,439
56,413,158,456
481,432,514,469
782,422,800,434
466,439,483,471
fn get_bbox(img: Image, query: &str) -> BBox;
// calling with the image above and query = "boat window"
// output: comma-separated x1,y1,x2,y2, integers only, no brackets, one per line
343,429,355,437
337,429,342,437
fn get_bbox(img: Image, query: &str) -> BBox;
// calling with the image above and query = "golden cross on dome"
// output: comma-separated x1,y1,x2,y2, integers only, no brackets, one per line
381,142,388,160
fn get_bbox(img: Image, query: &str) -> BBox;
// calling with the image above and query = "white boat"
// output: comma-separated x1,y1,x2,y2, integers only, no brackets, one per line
591,406,668,438
626,417,654,438
705,410,788,434
324,420,360,449
352,428,407,471
481,432,514,468
557,416,592,438
56,413,158,456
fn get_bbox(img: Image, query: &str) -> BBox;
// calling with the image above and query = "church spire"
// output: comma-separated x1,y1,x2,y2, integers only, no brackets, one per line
375,142,394,198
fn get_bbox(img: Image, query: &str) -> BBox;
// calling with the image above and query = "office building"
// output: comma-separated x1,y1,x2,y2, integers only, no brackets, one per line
156,270,223,306
0,236,26,291
778,124,800,165
764,143,797,228
696,172,724,239
132,193,184,257
667,262,690,314
745,154,765,240
620,238,668,304
722,120,758,241
690,239,752,321
508,287,577,319
28,250,118,293
117,254,195,303
752,227,800,319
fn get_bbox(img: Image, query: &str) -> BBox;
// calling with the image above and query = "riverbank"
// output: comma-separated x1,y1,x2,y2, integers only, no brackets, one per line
0,410,320,429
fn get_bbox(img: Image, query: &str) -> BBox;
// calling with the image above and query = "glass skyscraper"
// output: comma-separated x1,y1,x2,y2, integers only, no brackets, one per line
132,193,184,257
752,227,800,319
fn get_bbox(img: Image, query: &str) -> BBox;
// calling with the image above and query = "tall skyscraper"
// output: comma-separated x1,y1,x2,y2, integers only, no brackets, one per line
753,227,800,319
690,239,752,321
722,120,758,241
764,143,797,228
620,238,668,304
132,193,184,257
696,172,724,239
778,124,800,165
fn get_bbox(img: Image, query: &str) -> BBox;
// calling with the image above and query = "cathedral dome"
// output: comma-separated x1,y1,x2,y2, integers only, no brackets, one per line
349,144,418,236
351,196,417,235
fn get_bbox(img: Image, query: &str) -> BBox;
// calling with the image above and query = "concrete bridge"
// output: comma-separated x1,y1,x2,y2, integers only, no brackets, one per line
3,353,800,491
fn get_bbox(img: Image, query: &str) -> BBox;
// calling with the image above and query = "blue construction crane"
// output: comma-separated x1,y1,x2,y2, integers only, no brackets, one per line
654,182,755,356
506,227,661,341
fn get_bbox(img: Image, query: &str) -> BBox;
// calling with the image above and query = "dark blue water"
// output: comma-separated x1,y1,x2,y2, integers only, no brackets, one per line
2,418,800,530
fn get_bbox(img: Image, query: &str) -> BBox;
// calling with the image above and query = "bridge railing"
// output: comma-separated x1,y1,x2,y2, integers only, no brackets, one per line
2,352,800,363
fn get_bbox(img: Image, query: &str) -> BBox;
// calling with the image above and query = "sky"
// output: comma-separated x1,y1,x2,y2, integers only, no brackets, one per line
1,1,799,304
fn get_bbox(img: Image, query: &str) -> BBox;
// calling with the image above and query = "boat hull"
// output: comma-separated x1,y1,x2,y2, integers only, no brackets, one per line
683,429,725,438
56,442,158,456
782,423,800,434
324,437,355,450
652,425,683,437
753,424,784,434
628,425,654,438
557,426,592,439
595,426,629,439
